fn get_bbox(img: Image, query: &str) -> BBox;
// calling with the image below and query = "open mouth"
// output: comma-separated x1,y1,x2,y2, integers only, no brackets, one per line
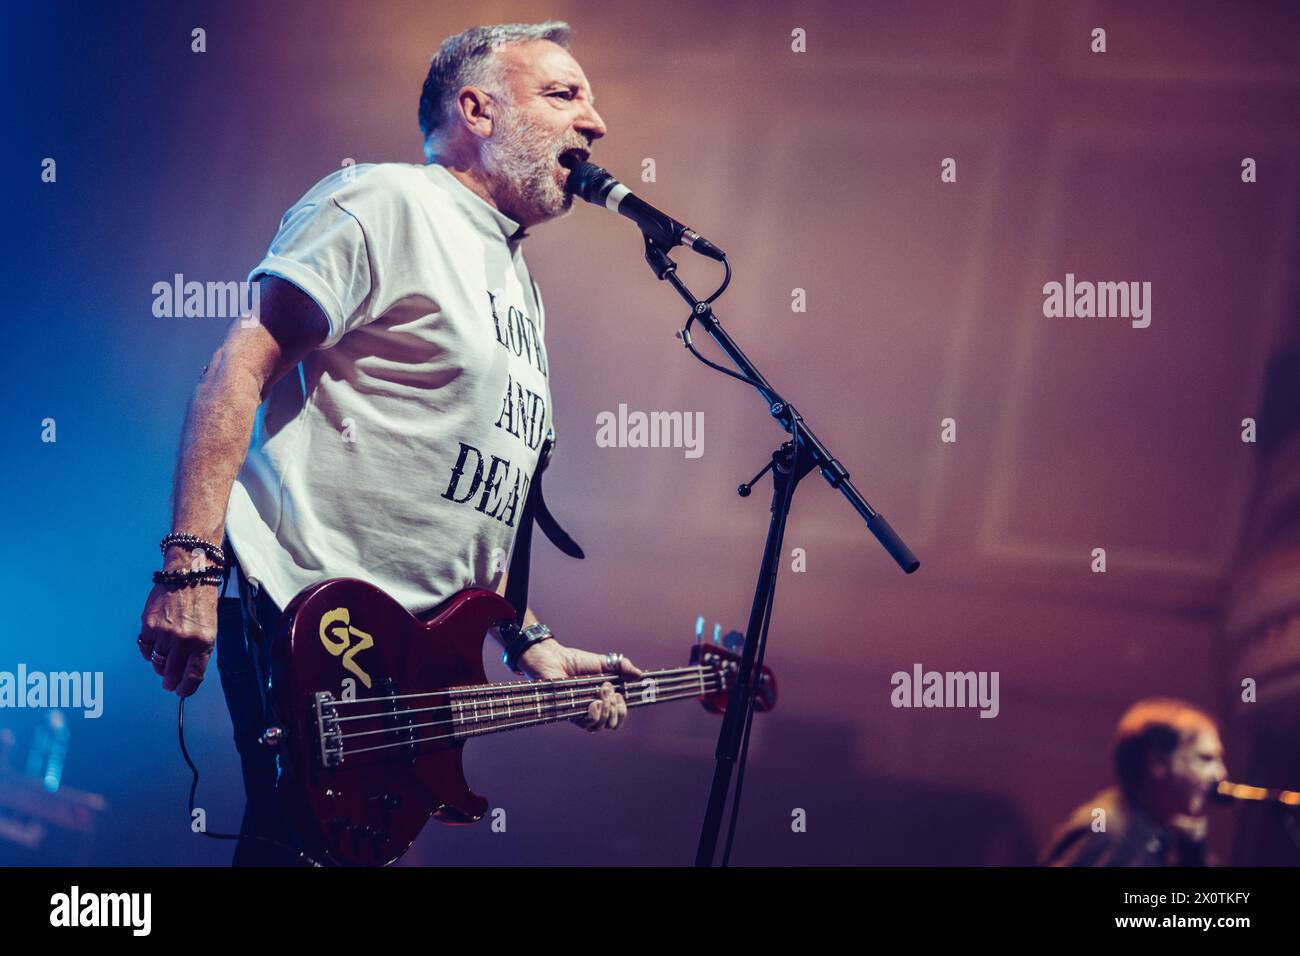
557,147,590,171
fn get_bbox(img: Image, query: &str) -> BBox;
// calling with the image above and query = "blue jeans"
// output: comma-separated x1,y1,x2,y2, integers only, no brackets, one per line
215,546,310,866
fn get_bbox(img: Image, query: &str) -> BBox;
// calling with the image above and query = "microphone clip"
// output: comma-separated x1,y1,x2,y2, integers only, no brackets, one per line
643,232,678,280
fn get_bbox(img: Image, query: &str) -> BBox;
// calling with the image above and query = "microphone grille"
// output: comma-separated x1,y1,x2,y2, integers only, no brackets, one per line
565,161,615,204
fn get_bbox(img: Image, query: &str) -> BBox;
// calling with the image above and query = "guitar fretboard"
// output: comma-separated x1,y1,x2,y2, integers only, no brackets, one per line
446,665,722,740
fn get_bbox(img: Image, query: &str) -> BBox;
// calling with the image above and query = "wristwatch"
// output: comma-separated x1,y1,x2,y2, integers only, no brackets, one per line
502,622,554,674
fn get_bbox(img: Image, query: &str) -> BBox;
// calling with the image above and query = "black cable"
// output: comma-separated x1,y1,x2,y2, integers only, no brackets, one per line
680,315,764,387
677,257,771,391
178,697,322,866
176,696,239,842
703,252,732,304
175,567,324,865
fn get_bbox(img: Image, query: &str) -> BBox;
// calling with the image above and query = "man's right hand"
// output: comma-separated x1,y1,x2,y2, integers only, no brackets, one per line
138,549,221,698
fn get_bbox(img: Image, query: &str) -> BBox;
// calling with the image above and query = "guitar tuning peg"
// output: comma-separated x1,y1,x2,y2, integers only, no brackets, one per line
722,630,744,652
694,616,705,643
712,623,721,645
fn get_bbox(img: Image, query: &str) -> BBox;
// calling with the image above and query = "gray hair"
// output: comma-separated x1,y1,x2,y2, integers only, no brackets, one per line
419,21,573,160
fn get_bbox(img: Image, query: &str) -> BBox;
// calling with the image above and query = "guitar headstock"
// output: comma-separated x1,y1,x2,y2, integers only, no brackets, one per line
690,637,778,715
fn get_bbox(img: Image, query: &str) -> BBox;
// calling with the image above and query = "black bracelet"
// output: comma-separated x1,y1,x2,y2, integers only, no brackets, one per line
153,567,225,589
502,623,554,674
160,533,227,567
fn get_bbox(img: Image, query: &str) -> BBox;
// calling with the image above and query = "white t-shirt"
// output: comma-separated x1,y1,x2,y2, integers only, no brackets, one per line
225,162,554,614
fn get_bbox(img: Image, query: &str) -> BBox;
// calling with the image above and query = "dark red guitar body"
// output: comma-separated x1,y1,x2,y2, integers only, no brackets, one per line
269,578,515,866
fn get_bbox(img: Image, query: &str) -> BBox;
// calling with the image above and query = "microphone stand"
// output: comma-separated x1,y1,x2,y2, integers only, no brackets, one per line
636,234,920,868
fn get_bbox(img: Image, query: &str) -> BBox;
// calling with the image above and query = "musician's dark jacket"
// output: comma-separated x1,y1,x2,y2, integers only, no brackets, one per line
1040,786,1209,867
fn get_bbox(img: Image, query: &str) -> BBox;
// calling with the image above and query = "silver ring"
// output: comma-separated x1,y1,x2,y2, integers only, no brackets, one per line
151,650,165,663
604,652,623,673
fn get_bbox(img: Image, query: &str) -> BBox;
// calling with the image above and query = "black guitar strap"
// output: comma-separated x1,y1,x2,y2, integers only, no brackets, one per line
503,428,583,626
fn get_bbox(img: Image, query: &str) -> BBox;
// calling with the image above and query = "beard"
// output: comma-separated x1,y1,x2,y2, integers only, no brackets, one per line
480,98,578,226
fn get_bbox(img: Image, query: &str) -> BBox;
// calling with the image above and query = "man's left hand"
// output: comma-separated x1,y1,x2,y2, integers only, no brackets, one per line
518,639,643,732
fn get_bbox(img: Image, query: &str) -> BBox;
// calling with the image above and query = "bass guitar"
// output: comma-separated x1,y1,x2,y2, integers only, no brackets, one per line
266,578,777,865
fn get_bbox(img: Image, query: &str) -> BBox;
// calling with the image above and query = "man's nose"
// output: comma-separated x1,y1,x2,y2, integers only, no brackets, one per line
576,104,607,142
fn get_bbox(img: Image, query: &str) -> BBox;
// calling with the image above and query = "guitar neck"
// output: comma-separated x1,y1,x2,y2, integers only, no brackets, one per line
446,665,723,740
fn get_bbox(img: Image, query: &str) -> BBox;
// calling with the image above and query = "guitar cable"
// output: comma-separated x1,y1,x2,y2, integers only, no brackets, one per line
176,698,322,866
174,568,325,866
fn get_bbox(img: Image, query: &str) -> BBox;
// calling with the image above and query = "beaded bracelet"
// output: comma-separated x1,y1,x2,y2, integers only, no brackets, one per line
152,567,226,589
160,533,227,567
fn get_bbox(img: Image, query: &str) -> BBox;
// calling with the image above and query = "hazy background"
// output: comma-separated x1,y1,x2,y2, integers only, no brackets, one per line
5,0,1300,866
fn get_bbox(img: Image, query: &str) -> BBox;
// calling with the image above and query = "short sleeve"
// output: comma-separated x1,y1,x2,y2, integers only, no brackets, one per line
249,197,375,349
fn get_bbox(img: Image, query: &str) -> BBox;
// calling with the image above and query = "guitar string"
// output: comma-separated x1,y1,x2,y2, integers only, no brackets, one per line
328,667,711,719
329,679,726,752
334,686,724,758
322,665,716,707
328,674,725,743
327,670,720,726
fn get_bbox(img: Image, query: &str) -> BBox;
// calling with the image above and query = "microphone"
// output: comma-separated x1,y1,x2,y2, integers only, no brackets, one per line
1212,780,1300,806
563,159,726,261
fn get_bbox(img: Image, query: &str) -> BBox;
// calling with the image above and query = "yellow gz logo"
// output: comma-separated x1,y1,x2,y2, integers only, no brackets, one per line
318,607,374,689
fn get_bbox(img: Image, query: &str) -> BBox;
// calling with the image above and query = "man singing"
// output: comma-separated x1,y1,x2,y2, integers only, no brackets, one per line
1042,698,1228,866
137,21,641,865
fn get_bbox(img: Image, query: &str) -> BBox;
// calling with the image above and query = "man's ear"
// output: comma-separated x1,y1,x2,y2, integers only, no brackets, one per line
1147,754,1169,781
456,86,495,139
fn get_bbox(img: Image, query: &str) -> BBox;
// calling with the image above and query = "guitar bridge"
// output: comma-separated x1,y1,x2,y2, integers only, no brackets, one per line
315,691,344,767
